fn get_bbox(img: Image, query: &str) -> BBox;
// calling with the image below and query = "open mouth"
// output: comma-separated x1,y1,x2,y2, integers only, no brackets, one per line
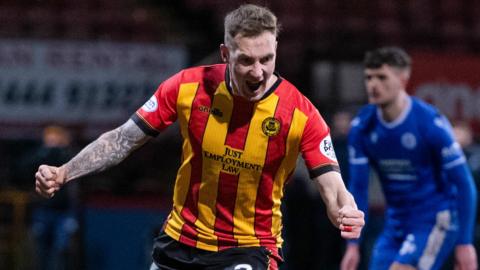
246,81,262,92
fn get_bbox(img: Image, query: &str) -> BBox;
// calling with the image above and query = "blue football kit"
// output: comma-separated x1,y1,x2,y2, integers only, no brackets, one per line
348,96,477,269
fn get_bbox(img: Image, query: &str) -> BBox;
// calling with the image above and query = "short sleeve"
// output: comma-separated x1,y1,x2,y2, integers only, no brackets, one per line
300,109,340,178
131,71,182,136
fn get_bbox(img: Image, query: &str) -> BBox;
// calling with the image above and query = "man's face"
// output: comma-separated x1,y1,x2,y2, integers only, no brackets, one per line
364,64,408,107
221,31,277,101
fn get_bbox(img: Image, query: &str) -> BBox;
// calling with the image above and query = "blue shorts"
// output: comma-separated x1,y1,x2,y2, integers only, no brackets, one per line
369,209,459,270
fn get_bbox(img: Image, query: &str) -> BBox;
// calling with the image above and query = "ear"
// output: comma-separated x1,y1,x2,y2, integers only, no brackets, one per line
399,69,411,87
219,44,229,63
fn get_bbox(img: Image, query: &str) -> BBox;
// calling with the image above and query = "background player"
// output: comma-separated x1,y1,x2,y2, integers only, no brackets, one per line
340,47,477,270
35,4,364,270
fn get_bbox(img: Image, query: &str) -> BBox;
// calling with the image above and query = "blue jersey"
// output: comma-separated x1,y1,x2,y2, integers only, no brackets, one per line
348,96,476,244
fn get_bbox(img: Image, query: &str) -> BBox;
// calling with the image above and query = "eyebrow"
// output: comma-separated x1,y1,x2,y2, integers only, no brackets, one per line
238,53,275,59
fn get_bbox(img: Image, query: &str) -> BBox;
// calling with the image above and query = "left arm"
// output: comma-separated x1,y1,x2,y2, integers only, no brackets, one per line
313,171,365,239
428,115,477,269
445,162,478,270
445,163,477,244
428,115,477,245
299,106,364,239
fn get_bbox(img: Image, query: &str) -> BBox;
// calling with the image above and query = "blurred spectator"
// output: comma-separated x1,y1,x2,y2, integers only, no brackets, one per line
331,110,354,182
25,125,80,270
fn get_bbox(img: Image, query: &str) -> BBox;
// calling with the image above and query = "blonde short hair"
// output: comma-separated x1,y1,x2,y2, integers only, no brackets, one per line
224,4,280,48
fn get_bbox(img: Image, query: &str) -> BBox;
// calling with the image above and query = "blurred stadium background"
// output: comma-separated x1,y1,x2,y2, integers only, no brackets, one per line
0,0,480,269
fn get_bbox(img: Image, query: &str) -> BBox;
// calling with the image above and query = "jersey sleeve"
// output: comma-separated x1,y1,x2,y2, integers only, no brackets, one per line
426,114,477,244
130,71,182,136
300,108,340,178
426,115,466,169
346,117,370,244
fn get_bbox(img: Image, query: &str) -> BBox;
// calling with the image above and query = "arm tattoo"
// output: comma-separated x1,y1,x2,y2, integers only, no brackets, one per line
64,119,150,181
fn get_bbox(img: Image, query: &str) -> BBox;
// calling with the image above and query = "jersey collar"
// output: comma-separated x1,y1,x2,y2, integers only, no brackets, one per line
377,96,412,129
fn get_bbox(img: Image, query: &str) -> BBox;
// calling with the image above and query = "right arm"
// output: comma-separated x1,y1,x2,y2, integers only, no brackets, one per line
36,69,184,198
64,119,150,181
35,119,150,198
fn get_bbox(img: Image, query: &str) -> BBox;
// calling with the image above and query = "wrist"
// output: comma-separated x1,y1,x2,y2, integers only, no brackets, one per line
59,164,69,183
347,242,360,249
456,243,473,248
456,239,473,246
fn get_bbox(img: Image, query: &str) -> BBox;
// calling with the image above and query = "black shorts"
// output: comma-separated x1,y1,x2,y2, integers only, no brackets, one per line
150,231,282,270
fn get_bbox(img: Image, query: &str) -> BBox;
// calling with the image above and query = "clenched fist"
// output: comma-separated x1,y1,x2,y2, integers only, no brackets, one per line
337,205,365,239
35,165,67,198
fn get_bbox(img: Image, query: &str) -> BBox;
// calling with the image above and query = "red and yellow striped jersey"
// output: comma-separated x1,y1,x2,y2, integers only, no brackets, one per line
132,64,339,257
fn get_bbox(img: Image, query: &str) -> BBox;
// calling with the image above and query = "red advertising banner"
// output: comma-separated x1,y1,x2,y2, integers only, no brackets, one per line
409,51,480,134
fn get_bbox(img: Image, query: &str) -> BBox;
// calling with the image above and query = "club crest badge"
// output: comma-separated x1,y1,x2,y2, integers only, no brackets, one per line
401,132,417,150
262,117,281,137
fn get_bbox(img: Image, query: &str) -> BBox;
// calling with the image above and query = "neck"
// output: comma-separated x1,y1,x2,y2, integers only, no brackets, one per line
265,73,278,90
380,92,408,122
